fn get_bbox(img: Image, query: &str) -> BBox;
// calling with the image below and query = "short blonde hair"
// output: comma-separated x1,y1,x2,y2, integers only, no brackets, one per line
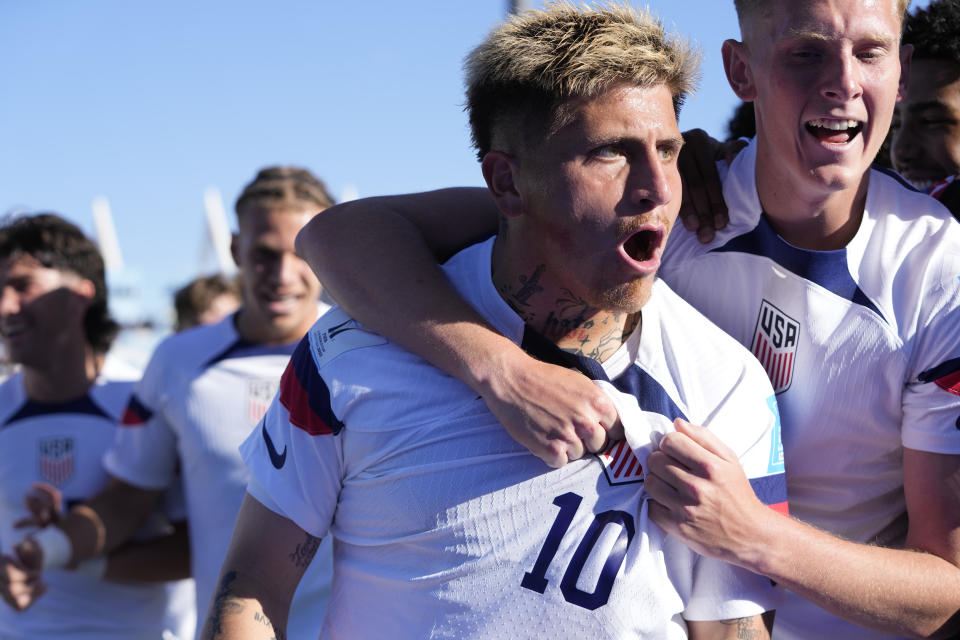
465,2,700,160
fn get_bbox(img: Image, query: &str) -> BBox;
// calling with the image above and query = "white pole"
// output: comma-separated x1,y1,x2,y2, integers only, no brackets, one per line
91,196,124,273
202,187,237,276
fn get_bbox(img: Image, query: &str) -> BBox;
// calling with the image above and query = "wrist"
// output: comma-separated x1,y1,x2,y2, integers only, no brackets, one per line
31,525,73,570
459,329,523,397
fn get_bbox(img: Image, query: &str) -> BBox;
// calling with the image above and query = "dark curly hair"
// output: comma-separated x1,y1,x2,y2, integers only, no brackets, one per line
903,0,960,65
0,213,119,354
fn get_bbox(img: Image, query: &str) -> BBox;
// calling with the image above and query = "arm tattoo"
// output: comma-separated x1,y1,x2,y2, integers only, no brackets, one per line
720,616,768,640
206,571,245,637
253,611,284,640
288,533,321,568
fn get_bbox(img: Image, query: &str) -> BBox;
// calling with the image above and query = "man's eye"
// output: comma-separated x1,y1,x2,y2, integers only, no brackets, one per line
658,146,678,162
594,145,625,159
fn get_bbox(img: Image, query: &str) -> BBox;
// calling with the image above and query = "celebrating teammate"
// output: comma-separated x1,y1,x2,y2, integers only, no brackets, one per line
9,168,337,639
204,5,787,638
892,0,960,219
295,0,960,638
0,214,194,639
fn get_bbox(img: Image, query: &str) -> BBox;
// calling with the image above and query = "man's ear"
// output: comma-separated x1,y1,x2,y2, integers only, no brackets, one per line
722,39,757,101
897,43,913,102
481,151,524,218
230,233,240,267
71,278,96,302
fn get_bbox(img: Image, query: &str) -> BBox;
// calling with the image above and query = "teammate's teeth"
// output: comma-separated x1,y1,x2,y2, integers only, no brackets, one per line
808,119,859,130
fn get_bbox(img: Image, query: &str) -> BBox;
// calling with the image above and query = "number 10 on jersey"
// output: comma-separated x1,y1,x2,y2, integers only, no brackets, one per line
521,492,635,610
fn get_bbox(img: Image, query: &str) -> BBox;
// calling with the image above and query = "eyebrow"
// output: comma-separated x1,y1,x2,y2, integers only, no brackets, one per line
782,28,898,47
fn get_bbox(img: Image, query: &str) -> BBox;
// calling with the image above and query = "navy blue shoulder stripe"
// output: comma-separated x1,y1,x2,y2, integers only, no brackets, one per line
3,395,111,428
279,336,344,435
710,214,886,322
204,337,299,368
521,325,686,423
873,165,920,191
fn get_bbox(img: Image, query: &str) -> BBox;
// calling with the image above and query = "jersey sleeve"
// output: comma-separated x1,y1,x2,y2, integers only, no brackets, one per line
683,552,782,621
239,337,343,539
902,260,960,454
102,347,180,490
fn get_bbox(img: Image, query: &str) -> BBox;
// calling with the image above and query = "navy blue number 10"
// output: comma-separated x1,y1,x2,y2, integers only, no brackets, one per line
521,492,635,610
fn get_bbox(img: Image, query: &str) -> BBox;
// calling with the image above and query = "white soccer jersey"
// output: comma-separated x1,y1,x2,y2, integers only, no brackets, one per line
659,139,960,640
0,360,191,640
242,239,787,639
103,313,334,639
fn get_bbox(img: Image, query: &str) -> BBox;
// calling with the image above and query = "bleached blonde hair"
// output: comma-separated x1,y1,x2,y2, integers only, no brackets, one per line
464,2,700,160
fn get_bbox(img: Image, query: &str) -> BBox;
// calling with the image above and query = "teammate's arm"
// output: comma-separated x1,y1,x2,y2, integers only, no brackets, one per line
687,613,773,640
297,188,617,466
200,493,318,640
21,477,163,568
103,519,191,582
646,422,960,639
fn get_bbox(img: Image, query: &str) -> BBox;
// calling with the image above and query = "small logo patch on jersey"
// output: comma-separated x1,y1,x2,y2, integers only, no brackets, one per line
309,309,387,370
751,300,800,394
38,437,75,486
261,421,287,469
597,440,644,485
247,379,279,425
766,396,785,474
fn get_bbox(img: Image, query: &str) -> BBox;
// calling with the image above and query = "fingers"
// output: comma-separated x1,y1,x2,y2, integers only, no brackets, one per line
16,482,62,529
0,557,46,612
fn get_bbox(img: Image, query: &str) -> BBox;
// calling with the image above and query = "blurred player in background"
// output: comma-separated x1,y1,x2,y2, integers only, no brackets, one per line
892,0,960,218
173,274,241,333
9,167,337,639
0,213,194,639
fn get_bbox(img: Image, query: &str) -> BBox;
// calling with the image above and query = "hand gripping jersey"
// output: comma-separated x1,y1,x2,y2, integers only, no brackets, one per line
659,139,960,640
0,359,192,640
242,238,787,639
103,313,333,639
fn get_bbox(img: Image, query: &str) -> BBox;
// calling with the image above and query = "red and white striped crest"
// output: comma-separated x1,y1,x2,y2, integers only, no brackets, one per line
38,437,75,486
751,300,800,394
247,379,279,425
597,439,644,485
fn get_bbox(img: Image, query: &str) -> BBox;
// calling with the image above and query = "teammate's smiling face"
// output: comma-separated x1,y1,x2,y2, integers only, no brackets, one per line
727,0,908,201
0,254,93,369
232,205,321,345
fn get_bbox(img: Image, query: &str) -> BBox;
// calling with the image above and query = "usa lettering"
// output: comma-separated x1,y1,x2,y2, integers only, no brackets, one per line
759,307,798,349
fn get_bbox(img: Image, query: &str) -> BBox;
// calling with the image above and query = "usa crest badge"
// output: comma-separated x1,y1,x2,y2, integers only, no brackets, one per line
597,439,644,485
247,379,279,425
38,437,75,486
751,300,800,394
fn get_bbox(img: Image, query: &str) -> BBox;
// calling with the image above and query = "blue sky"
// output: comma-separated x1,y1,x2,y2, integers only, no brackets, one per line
0,0,926,331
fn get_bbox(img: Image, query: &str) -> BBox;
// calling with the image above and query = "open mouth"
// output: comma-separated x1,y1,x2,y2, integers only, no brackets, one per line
805,118,863,144
622,228,664,264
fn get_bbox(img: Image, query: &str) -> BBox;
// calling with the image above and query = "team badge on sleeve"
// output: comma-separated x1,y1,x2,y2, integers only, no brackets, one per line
751,300,799,394
919,358,960,396
38,436,75,485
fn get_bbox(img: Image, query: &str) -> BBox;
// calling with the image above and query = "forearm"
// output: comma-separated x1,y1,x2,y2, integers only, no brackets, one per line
202,571,286,640
687,613,772,640
296,189,512,395
104,521,191,582
59,479,161,564
746,513,960,639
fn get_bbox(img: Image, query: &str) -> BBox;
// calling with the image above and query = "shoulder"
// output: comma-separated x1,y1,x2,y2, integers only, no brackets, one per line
649,281,774,406
145,314,240,374
300,309,482,433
